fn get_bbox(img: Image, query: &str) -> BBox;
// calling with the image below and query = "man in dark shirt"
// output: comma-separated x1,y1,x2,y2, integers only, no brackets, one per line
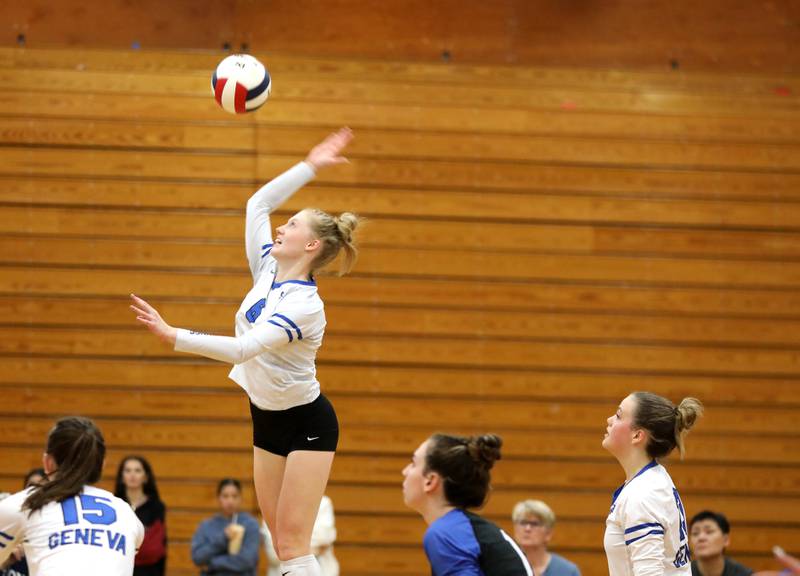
689,510,752,576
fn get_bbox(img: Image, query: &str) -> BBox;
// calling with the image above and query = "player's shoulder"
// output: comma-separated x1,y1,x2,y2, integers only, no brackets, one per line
625,465,675,505
82,486,138,516
0,487,33,513
281,286,324,314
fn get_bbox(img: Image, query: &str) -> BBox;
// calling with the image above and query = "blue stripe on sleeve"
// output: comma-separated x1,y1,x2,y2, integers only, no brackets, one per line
0,531,12,540
625,529,665,545
0,542,6,548
272,313,303,340
625,522,664,534
268,320,293,342
261,243,273,250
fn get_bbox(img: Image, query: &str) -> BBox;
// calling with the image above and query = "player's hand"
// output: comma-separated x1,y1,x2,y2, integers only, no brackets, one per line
305,127,353,171
224,524,236,540
130,294,177,346
754,547,800,576
12,546,24,561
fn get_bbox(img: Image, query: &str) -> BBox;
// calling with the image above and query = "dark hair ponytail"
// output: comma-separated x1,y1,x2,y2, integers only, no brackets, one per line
425,433,502,509
23,417,106,514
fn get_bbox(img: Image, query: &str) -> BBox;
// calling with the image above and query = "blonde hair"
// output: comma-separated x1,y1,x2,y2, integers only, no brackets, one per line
304,209,361,276
512,499,556,529
632,392,704,460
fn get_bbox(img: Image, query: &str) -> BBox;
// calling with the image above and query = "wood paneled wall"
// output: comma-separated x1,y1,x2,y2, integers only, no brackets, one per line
0,47,798,575
5,1,800,72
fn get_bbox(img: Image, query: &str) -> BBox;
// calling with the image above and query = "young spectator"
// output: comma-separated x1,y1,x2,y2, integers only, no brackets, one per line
192,479,260,576
115,456,167,576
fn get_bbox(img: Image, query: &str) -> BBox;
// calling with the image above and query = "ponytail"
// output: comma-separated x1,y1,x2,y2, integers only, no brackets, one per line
674,397,704,459
305,208,361,276
23,417,105,514
632,392,704,460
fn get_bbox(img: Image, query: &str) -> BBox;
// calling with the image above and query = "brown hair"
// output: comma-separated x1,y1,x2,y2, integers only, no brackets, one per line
305,209,360,276
424,433,502,509
632,392,704,459
23,417,106,513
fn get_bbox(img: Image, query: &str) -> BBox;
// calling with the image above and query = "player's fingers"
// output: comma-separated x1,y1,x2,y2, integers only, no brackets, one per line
130,305,148,316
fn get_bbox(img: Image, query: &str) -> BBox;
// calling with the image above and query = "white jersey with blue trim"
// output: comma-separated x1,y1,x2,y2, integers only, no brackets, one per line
227,254,326,410
0,486,144,576
174,161,327,411
604,461,692,576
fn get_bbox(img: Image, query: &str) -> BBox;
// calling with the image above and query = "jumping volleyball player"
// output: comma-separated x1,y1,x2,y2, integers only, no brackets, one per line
603,392,704,576
130,128,359,576
0,417,144,576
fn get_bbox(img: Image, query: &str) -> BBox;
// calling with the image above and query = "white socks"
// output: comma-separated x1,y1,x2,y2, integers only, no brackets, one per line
279,554,321,576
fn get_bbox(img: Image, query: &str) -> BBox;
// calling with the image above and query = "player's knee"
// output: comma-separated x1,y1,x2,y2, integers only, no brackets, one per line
275,530,308,561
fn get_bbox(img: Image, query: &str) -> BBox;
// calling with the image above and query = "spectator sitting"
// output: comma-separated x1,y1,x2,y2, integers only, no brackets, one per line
191,478,260,576
690,510,753,576
512,499,580,576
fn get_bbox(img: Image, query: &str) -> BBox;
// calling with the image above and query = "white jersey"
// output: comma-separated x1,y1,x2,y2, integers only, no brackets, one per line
0,486,144,576
175,162,327,410
604,461,691,576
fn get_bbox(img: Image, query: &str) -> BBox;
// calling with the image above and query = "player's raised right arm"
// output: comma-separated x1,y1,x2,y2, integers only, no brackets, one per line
245,162,316,280
245,127,354,280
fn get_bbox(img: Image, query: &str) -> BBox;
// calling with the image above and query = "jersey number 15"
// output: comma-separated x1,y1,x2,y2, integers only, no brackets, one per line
60,495,118,526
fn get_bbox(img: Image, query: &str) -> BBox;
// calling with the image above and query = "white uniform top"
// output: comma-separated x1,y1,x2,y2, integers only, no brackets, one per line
604,461,692,576
0,486,144,576
175,162,327,411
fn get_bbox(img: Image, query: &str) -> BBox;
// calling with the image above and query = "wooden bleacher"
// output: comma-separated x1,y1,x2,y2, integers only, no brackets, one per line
0,46,798,574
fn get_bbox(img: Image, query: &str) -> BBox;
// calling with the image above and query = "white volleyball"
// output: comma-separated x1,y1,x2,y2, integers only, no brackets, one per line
211,54,271,114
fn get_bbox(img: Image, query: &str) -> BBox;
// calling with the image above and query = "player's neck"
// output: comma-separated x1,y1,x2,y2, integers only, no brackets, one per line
619,451,654,483
696,554,726,576
421,500,456,526
274,258,313,284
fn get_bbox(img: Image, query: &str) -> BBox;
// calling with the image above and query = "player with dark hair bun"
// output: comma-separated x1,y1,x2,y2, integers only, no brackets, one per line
402,433,532,576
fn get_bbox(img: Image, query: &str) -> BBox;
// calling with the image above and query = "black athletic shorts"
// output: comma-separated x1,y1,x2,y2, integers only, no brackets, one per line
249,393,339,457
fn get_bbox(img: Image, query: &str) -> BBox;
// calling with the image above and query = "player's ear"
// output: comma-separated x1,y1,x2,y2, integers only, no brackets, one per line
631,427,647,447
42,452,57,475
423,471,441,494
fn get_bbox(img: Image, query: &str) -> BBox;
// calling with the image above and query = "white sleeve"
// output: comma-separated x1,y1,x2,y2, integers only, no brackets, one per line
310,496,337,549
245,162,316,281
0,492,27,566
131,508,145,550
175,297,322,364
174,323,291,364
623,493,669,576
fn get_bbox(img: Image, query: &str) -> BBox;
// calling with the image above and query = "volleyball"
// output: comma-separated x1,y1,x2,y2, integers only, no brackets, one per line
211,54,271,114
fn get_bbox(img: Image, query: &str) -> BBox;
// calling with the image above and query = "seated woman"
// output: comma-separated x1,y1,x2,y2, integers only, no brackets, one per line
690,510,753,576
191,479,260,576
512,500,580,576
402,432,532,576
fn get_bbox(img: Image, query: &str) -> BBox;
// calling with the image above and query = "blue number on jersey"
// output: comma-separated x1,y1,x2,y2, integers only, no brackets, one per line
60,495,118,526
245,298,267,322
672,488,691,567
